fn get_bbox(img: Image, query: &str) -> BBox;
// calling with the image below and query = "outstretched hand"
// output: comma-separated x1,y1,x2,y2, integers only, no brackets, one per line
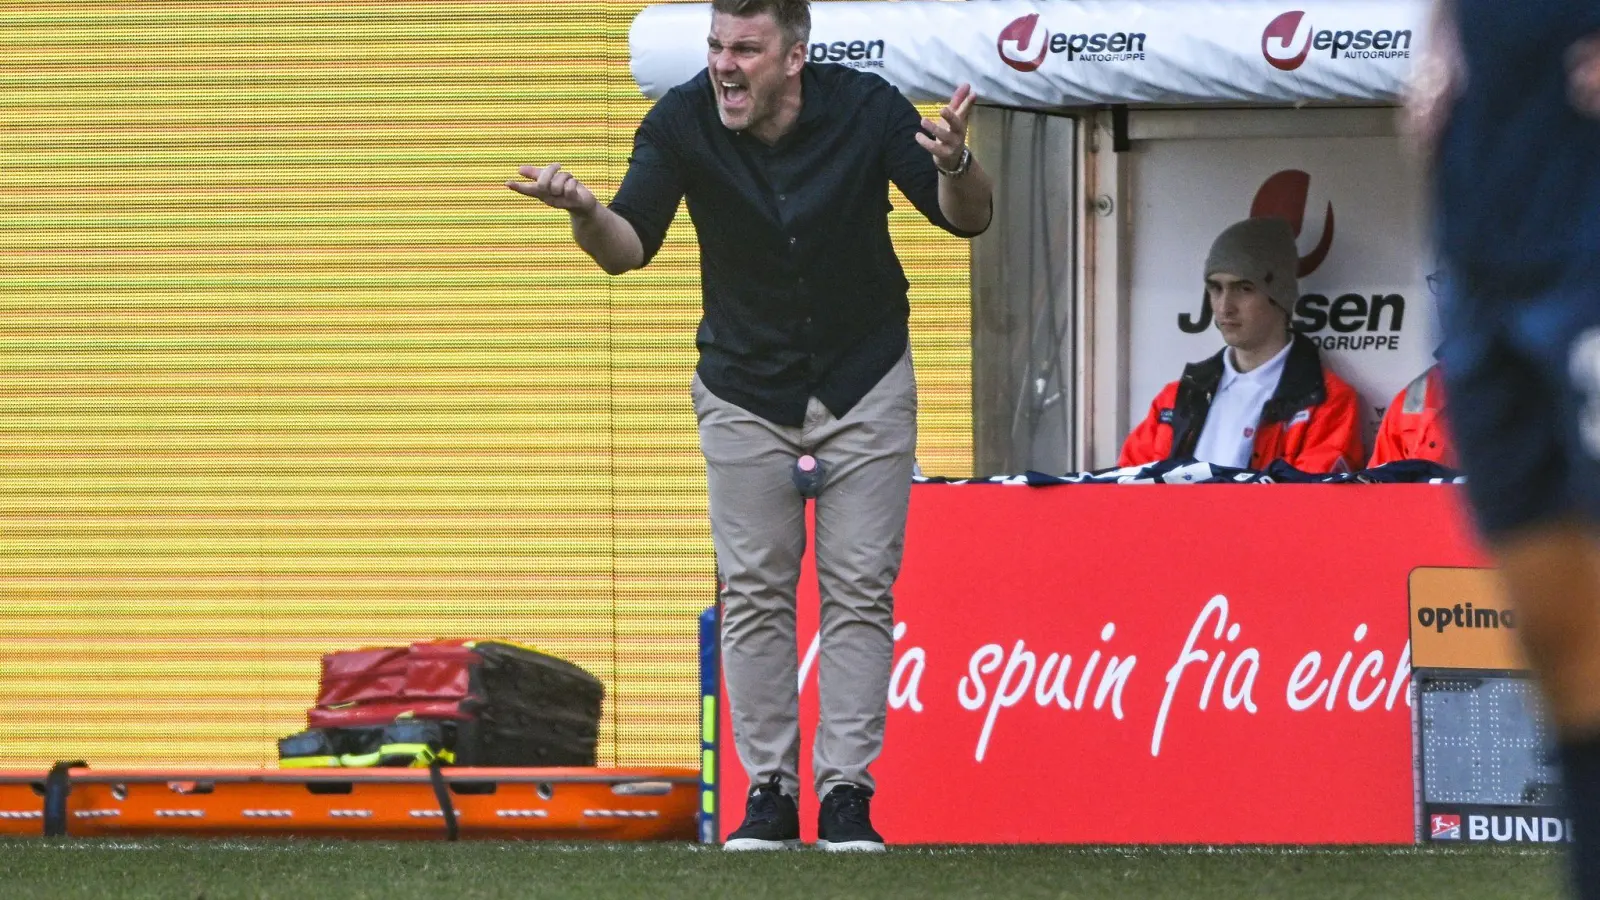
915,83,975,171
506,163,598,214
1570,34,1600,117
1402,1,1462,158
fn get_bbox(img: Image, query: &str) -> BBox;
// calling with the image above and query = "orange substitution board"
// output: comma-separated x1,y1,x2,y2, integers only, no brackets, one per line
0,767,698,841
1410,567,1563,847
1409,566,1525,672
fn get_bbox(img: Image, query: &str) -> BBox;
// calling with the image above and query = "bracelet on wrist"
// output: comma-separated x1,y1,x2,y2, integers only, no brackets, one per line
936,146,972,179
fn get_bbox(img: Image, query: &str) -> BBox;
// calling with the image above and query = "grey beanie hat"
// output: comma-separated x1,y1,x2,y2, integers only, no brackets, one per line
1205,217,1300,317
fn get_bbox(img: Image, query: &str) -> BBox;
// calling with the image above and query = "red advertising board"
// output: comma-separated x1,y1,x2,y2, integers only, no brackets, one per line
718,484,1487,844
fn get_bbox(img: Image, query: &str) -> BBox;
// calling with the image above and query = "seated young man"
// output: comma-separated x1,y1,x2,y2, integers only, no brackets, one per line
1369,362,1453,468
1119,217,1364,473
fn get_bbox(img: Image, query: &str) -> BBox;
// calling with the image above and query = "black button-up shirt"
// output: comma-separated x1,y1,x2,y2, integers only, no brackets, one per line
609,64,983,427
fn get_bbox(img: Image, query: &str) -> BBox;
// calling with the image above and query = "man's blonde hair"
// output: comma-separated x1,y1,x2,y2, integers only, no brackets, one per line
711,0,812,49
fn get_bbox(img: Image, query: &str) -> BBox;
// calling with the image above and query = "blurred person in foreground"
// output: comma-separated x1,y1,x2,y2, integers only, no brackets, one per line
507,0,991,852
1410,1,1600,895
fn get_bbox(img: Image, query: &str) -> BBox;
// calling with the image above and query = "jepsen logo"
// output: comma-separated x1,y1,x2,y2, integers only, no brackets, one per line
1261,10,1413,71
1249,169,1334,277
1177,169,1408,353
999,14,1049,72
808,38,886,70
1262,11,1312,71
997,13,1147,71
1431,814,1461,840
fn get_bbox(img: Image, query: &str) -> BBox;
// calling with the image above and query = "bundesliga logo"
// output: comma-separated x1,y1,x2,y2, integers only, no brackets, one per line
1431,814,1461,840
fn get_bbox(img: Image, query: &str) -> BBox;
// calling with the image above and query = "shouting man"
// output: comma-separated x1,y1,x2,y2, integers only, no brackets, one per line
507,0,992,852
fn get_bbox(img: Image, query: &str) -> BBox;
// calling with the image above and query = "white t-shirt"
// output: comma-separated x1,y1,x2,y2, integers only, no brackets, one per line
1191,341,1292,469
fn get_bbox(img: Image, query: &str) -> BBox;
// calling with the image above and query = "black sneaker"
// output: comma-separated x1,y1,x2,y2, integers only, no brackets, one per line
816,783,885,852
723,775,801,851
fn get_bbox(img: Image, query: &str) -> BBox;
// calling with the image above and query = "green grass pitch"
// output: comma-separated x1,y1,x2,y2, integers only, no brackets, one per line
0,840,1568,899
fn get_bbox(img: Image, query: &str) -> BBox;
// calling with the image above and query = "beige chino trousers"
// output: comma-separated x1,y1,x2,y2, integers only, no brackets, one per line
693,350,917,800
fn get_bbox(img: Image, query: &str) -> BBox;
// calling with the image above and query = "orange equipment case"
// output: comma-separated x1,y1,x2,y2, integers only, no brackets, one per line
0,766,698,841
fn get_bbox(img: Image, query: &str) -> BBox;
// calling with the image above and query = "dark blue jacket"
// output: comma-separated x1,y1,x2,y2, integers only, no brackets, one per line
1435,0,1600,297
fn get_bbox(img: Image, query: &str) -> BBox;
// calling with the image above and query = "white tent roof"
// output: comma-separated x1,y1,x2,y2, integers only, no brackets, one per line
630,1,1428,110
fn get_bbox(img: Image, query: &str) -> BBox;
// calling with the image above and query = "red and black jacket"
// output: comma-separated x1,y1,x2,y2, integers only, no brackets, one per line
1120,333,1365,473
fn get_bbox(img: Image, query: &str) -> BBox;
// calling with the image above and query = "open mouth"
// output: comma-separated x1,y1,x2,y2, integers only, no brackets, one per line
719,80,749,108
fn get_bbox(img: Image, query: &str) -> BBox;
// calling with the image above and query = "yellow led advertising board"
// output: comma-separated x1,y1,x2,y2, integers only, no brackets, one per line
0,0,972,768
